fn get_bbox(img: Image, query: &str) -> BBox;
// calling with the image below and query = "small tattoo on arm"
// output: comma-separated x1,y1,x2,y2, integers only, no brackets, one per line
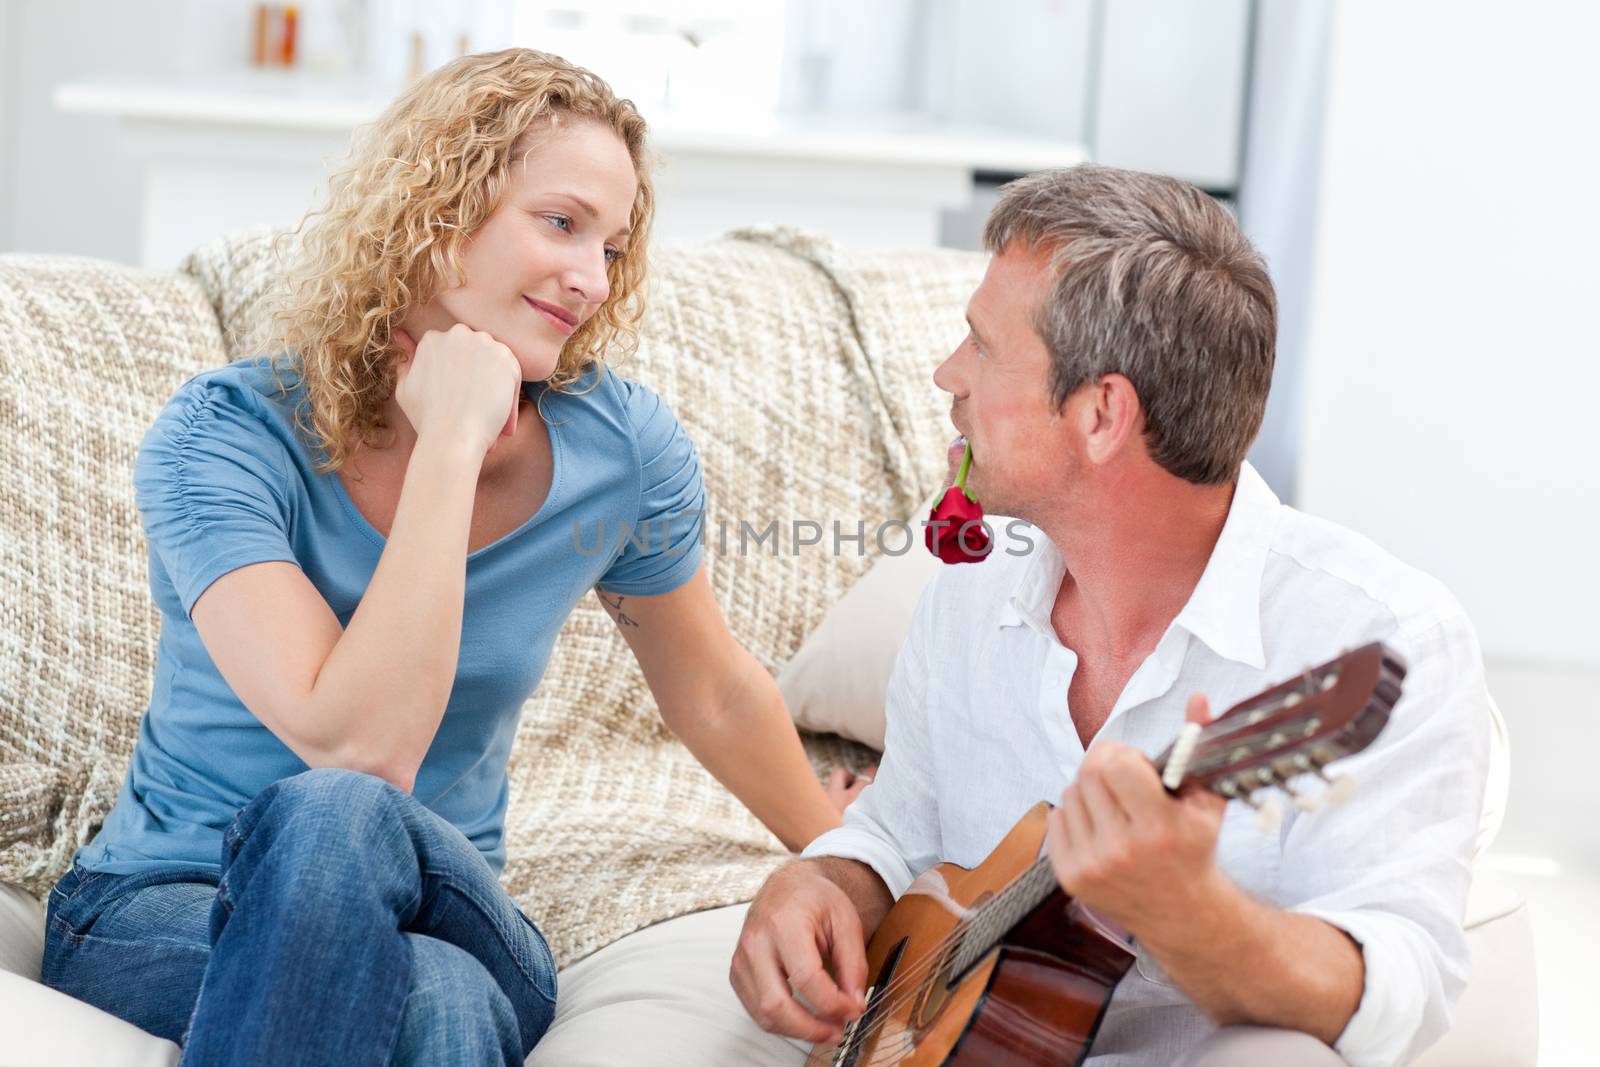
598,591,639,628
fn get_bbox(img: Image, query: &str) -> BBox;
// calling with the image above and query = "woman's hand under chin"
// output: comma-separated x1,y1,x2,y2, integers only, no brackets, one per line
392,324,520,457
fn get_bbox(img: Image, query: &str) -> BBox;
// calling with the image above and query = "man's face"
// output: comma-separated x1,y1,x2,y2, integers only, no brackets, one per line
933,243,1078,518
427,119,638,381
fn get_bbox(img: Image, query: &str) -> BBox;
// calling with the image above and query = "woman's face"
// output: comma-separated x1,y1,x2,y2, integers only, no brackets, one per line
405,118,639,381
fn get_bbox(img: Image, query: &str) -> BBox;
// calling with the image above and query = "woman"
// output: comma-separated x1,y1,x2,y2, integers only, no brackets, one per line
41,49,864,1065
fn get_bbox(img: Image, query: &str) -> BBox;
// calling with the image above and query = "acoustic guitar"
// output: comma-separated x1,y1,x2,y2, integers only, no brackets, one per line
809,641,1406,1067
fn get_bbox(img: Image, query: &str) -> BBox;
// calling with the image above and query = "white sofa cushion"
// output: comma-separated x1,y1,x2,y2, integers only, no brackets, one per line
0,881,43,981
0,971,180,1066
1413,871,1538,1067
778,533,940,750
0,883,182,1066
529,903,805,1067
0,970,180,1067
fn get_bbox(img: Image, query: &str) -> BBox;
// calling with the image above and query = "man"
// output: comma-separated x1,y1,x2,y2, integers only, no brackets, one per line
730,164,1492,1067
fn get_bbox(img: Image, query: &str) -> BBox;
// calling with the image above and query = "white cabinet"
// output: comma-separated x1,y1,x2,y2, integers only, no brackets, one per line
56,79,1086,268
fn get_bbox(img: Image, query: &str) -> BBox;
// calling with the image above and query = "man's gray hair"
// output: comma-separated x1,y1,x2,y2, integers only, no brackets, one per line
983,164,1276,486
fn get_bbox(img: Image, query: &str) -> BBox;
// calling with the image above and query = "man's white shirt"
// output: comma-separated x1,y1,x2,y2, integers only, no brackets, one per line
803,462,1492,1067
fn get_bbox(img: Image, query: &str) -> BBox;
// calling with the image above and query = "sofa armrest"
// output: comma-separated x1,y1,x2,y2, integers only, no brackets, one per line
0,971,181,1067
1,881,183,1065
1412,870,1538,1067
1,881,44,981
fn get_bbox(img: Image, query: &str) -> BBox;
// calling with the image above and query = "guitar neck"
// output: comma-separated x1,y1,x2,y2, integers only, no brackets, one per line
948,855,1061,977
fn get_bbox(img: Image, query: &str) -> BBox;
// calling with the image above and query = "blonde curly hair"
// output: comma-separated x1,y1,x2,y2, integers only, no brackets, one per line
266,48,654,474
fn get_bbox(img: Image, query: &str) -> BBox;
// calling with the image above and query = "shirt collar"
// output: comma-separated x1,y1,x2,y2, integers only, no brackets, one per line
997,526,1065,636
1170,462,1277,670
996,462,1279,671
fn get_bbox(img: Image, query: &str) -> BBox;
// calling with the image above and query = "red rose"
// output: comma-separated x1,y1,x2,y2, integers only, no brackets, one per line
924,442,992,564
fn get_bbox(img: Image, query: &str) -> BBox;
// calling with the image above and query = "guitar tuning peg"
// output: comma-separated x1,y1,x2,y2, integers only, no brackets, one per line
1322,773,1358,808
1252,793,1284,833
1290,791,1320,814
1161,721,1204,790
1269,774,1319,813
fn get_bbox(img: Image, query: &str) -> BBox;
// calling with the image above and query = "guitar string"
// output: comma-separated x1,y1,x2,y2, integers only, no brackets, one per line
826,913,971,1061
851,863,1075,1062
825,858,1062,1063
822,907,983,1063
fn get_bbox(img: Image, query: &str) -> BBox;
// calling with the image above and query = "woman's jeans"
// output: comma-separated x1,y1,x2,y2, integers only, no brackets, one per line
41,768,557,1066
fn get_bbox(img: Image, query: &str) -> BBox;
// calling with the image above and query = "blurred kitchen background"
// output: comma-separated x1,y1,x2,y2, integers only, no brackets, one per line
0,2,1594,1060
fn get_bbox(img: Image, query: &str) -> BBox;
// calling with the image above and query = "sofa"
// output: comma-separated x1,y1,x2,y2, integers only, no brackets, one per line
0,227,1537,1064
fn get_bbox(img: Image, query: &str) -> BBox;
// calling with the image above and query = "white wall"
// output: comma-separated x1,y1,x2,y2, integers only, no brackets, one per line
921,0,1094,145
0,0,261,260
780,0,922,114
3,0,186,261
0,1,17,253
1091,0,1251,191
795,0,1249,191
1238,0,1335,502
1297,1,1600,668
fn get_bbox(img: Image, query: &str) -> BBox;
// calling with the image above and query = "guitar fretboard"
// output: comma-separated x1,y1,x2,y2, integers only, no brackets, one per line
948,854,1058,977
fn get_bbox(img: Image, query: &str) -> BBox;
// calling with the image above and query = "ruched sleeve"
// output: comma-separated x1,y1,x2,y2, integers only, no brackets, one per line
597,379,705,595
133,376,299,618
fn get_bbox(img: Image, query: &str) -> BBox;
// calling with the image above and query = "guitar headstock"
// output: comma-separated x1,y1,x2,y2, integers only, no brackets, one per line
1155,642,1406,827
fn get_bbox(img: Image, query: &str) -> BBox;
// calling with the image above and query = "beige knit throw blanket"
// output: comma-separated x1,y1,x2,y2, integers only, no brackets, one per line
0,226,982,966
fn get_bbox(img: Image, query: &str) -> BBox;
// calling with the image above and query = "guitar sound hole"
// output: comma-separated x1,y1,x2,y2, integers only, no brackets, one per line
909,940,958,1030
911,886,995,1031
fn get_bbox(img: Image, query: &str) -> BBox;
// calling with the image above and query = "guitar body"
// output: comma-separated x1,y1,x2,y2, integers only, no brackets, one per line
808,804,1134,1066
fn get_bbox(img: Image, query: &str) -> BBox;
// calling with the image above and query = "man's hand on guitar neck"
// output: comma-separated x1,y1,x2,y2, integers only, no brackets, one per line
730,856,891,1043
1044,692,1228,937
1045,692,1365,1045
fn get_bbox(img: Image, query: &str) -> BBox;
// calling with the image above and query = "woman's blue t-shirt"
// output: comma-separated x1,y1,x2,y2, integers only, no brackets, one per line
76,354,704,877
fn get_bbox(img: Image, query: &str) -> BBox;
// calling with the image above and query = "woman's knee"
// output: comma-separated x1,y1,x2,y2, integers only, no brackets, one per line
269,766,396,818
395,935,524,1066
217,768,425,919
230,768,402,858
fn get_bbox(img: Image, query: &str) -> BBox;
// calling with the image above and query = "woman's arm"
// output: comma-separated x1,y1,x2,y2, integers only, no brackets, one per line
192,437,484,792
598,568,846,850
191,326,519,791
